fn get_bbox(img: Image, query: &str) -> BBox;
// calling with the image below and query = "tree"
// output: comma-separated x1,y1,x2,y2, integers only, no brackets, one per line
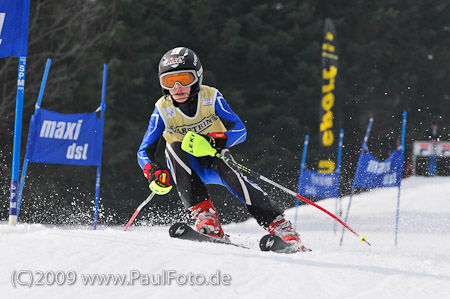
0,0,114,223
2,0,450,224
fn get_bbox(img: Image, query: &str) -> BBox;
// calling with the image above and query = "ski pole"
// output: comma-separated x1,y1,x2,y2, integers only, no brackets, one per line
216,153,371,246
181,131,370,246
124,192,156,231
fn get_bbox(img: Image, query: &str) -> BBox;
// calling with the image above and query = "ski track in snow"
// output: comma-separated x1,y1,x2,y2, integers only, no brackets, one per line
1,176,450,299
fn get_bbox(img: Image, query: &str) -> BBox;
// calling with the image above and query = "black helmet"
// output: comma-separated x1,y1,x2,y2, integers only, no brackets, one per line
158,47,203,99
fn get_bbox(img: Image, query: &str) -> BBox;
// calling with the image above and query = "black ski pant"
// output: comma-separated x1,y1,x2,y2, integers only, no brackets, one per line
164,142,283,228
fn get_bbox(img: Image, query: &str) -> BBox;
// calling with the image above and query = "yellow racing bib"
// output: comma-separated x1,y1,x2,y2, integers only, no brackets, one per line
156,85,226,144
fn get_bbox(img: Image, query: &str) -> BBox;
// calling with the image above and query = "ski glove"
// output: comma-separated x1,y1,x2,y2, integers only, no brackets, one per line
195,132,227,168
201,132,227,151
143,162,172,195
181,131,226,158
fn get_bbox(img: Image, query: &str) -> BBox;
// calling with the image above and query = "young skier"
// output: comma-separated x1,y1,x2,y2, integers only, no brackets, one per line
137,46,308,251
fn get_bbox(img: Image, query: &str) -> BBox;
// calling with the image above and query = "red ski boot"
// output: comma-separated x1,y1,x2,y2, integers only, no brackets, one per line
190,199,229,242
267,215,310,252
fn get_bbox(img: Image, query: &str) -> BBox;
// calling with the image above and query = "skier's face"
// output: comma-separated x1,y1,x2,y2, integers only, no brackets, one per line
169,84,191,103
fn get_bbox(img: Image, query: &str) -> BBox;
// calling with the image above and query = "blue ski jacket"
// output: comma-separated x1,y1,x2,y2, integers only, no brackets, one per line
137,87,246,169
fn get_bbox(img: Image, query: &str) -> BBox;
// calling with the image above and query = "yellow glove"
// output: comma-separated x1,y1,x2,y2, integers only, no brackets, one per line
182,131,218,157
143,162,172,195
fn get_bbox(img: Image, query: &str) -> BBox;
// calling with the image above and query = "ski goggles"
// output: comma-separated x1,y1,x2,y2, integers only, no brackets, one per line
159,70,199,89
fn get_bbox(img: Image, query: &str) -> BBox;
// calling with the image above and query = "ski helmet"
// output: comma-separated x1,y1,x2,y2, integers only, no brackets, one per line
158,47,203,99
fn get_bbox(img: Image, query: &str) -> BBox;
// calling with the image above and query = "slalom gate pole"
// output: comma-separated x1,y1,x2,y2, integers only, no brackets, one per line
216,153,371,246
394,111,407,246
340,118,373,246
294,135,309,230
334,129,344,234
9,57,27,226
93,64,108,230
124,192,156,231
17,58,52,222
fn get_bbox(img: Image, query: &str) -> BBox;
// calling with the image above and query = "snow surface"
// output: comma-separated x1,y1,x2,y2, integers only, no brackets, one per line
1,176,450,299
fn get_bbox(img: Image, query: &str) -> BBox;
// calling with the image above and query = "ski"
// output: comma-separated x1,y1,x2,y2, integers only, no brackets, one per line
259,234,312,254
169,223,310,253
169,222,249,249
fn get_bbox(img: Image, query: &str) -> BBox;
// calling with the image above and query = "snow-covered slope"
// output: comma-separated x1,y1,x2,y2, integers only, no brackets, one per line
1,176,449,299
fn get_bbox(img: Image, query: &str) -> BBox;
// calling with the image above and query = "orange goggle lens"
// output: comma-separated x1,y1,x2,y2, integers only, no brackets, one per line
160,72,197,89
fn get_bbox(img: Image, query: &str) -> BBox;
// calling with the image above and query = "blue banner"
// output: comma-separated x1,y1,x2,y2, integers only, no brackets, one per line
298,169,340,198
25,109,103,166
353,150,403,188
0,0,30,58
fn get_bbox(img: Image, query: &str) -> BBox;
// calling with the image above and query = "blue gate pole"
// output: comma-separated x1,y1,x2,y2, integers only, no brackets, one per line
340,118,373,246
395,111,407,246
8,57,27,226
334,129,344,233
428,156,437,176
93,64,107,230
17,58,52,221
294,135,309,230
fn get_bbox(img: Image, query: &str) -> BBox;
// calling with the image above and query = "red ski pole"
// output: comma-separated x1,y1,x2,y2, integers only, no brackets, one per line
181,131,371,246
124,192,155,231
217,153,371,246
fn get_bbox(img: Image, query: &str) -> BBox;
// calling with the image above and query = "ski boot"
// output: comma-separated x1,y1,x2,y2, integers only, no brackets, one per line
190,199,229,242
267,215,310,252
